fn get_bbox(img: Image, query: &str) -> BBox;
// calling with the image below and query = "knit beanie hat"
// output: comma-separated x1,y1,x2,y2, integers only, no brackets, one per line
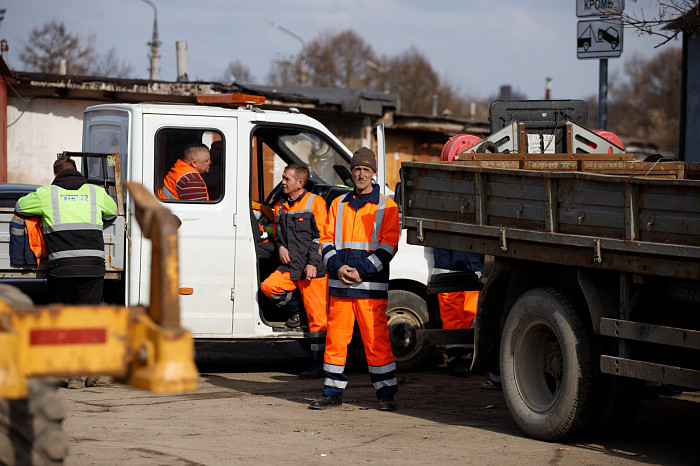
350,147,377,173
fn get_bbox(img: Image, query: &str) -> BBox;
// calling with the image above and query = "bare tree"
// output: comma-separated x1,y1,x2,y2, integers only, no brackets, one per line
19,20,132,77
609,47,682,153
267,56,300,86
218,59,253,83
604,0,699,47
306,30,376,88
92,47,133,78
19,20,94,74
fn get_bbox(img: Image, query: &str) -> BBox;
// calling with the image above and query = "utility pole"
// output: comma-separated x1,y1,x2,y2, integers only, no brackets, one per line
262,18,307,87
141,0,160,81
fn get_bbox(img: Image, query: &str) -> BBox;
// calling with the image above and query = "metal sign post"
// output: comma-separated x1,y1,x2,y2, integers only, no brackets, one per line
576,0,624,130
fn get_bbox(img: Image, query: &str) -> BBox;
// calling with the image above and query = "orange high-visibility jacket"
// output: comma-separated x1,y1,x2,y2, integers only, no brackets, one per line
158,159,209,200
321,185,399,299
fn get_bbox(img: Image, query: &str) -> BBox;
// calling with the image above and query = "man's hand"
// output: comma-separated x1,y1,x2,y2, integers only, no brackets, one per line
278,245,290,264
304,264,317,280
338,265,362,285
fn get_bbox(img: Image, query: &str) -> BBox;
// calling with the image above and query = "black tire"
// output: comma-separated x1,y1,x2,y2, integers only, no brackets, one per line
0,284,34,308
500,287,596,441
0,285,68,464
0,379,68,465
386,289,434,372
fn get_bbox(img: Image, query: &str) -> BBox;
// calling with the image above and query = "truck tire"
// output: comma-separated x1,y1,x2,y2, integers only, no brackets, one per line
500,287,595,441
0,379,68,465
386,289,434,372
0,284,69,465
0,283,34,308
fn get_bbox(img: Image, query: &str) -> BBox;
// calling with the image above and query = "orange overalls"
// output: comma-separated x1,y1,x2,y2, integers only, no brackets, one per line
438,291,479,328
432,248,483,365
320,185,400,399
261,191,328,362
158,159,209,200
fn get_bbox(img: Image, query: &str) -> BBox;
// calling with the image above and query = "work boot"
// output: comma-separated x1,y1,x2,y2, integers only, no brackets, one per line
67,377,85,389
85,375,101,387
308,394,342,410
379,396,397,412
298,363,324,380
447,357,471,378
286,312,301,328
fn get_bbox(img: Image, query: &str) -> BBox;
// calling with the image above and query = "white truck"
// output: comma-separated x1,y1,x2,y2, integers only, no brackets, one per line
2,94,439,370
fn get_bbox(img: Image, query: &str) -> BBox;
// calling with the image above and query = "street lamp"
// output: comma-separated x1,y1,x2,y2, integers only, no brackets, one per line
262,18,307,87
141,0,160,80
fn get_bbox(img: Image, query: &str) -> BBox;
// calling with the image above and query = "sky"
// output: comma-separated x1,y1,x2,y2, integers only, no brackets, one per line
0,0,679,103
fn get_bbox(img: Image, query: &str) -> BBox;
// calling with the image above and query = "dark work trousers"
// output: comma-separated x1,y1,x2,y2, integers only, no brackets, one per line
47,276,104,305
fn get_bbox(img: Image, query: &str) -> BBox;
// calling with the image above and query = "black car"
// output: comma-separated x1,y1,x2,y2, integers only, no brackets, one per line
598,27,619,49
0,182,39,208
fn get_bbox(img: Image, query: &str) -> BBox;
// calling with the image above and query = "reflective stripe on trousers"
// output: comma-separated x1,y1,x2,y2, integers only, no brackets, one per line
322,296,397,398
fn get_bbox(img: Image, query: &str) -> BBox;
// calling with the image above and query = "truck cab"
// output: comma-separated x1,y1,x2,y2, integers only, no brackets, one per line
82,96,434,368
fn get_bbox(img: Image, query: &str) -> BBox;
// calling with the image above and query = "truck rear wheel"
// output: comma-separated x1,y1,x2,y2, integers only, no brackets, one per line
386,289,434,372
0,379,68,465
500,287,595,441
0,284,69,465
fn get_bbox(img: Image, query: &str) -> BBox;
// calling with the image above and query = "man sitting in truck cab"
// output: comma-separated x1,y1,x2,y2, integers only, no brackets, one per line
158,143,211,201
261,164,329,379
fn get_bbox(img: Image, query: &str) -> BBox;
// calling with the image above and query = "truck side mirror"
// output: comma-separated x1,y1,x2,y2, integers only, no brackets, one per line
394,181,402,210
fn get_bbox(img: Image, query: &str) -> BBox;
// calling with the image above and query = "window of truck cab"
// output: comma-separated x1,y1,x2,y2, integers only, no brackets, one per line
250,125,353,207
154,128,224,202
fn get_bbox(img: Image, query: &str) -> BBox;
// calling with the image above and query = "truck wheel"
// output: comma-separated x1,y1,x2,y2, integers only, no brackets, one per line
500,287,595,441
0,283,34,308
386,289,434,372
0,379,69,465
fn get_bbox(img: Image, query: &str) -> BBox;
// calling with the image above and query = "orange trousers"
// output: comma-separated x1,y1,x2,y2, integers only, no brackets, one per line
324,296,394,367
261,270,328,332
438,290,479,329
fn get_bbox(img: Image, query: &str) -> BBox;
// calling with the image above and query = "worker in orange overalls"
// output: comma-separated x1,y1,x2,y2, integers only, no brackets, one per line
309,147,400,412
261,164,328,379
432,248,483,377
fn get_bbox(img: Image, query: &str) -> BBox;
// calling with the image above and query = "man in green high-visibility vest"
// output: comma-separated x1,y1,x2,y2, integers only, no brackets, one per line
15,156,117,388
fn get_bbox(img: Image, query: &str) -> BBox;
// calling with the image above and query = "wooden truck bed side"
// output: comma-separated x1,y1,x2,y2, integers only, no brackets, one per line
401,161,700,280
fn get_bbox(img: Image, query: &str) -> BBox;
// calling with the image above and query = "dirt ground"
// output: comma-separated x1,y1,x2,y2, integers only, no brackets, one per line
60,341,699,465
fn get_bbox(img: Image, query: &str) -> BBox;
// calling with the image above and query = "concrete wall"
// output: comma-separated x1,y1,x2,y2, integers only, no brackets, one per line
7,97,100,185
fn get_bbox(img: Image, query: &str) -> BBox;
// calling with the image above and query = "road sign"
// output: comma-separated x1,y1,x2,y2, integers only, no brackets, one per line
576,0,624,18
577,19,623,59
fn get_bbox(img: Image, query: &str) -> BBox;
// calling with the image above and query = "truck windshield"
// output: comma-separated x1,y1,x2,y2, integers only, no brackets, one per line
275,132,350,186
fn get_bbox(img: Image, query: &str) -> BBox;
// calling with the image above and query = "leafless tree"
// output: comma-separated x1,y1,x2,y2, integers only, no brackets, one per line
608,47,682,153
603,0,699,47
19,20,132,77
267,56,300,86
306,30,376,88
91,47,133,78
218,59,253,83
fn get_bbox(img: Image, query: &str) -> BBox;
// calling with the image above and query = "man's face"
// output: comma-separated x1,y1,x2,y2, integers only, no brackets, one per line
351,165,374,193
192,151,211,175
281,169,304,196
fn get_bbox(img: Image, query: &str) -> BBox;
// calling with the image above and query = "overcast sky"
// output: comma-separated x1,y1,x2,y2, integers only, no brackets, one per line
1,0,677,102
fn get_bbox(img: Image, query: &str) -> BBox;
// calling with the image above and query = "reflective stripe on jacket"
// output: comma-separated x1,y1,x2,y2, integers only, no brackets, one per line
321,184,400,299
274,190,327,281
158,159,209,201
15,172,117,277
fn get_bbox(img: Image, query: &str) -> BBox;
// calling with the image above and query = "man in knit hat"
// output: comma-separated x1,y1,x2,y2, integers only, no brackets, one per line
310,147,400,411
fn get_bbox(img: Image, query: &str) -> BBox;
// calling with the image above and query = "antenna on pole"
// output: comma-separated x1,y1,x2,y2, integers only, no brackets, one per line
141,0,160,81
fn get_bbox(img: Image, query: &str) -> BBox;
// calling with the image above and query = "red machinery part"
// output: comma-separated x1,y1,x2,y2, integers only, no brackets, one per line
441,134,483,161
593,129,624,153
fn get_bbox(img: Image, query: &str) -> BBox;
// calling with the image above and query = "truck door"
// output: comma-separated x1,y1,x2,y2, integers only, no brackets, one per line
142,114,236,336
